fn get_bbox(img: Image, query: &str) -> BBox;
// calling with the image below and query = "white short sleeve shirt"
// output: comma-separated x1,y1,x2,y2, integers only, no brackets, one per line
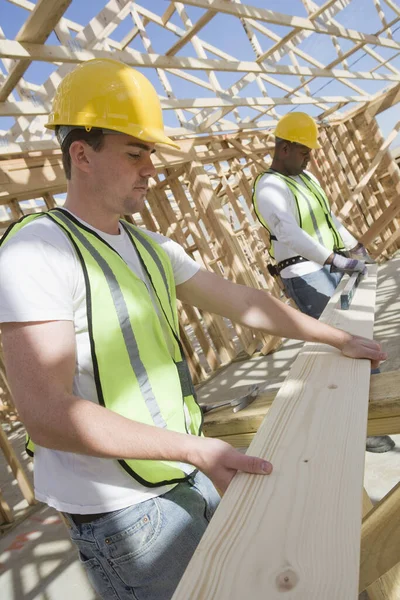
0,211,200,513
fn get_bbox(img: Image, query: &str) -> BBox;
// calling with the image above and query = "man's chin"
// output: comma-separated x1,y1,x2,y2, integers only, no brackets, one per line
125,195,146,214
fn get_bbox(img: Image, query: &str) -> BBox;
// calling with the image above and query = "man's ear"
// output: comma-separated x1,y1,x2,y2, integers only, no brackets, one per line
69,140,92,175
281,141,291,156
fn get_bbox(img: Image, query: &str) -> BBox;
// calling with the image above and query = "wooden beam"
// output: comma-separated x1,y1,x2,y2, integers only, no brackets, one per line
6,0,84,33
203,369,400,440
1,94,374,117
0,425,36,505
0,0,72,102
179,0,400,50
0,488,13,524
1,39,400,82
341,83,400,122
382,0,400,18
362,490,400,600
173,267,378,599
166,10,217,56
360,482,400,592
0,136,272,199
0,100,50,116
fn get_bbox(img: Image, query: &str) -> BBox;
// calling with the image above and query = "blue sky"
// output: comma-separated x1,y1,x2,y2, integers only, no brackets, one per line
0,0,399,142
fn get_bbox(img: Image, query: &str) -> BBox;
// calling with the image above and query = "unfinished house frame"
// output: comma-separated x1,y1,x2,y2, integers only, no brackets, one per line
0,1,399,598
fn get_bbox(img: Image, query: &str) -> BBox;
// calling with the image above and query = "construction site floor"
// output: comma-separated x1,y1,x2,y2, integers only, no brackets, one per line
1,256,400,600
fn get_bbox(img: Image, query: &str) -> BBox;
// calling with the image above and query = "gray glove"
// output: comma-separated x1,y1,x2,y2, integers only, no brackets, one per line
330,253,367,275
348,244,376,264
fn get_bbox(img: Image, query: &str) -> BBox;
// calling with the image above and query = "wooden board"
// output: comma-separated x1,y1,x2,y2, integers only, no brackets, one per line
202,370,400,440
173,265,378,600
362,489,400,599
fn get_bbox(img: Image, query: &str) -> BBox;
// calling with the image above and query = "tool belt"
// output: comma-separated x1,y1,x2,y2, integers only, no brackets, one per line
277,255,309,273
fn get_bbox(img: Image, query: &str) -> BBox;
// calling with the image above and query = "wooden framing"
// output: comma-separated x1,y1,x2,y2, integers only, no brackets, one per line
0,2,399,589
1,0,400,149
1,108,400,383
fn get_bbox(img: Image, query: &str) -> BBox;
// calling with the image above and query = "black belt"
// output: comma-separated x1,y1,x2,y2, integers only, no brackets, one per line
66,511,108,525
277,256,309,273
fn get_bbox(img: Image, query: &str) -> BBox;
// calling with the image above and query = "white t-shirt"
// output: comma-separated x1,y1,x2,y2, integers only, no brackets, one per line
0,211,201,514
254,171,357,278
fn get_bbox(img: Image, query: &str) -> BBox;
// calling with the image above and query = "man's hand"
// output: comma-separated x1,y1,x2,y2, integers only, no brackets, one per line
329,253,367,275
348,243,376,264
339,334,387,369
188,437,273,493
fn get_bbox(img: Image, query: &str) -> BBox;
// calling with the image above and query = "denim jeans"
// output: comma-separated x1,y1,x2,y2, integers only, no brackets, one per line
64,471,220,600
283,265,343,319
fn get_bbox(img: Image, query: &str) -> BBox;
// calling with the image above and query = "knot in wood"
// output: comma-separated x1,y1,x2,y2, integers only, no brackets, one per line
275,568,299,591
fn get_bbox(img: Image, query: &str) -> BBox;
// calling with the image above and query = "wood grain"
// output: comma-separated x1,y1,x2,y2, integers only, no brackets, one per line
203,370,400,440
173,267,378,600
362,490,400,600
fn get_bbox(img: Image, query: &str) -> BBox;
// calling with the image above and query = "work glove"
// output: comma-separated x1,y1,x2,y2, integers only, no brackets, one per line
330,253,367,275
348,243,376,264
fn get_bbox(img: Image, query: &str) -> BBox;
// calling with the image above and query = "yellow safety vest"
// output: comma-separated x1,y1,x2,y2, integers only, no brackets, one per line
252,169,345,260
0,209,203,487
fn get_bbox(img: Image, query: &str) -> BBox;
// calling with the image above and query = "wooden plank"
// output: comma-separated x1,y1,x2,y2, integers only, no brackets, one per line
1,39,400,82
0,488,13,524
173,267,378,600
360,482,400,593
0,426,36,506
343,82,400,122
212,413,400,447
362,490,400,600
203,370,400,439
166,10,217,56
2,93,375,117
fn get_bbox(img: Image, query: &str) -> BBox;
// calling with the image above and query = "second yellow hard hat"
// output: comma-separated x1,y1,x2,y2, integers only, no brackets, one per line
274,112,320,149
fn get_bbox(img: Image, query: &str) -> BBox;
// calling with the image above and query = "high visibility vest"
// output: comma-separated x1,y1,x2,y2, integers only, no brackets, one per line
0,209,203,488
252,169,345,260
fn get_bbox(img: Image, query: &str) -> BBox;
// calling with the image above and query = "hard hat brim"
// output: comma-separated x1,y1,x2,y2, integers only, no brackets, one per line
45,119,181,150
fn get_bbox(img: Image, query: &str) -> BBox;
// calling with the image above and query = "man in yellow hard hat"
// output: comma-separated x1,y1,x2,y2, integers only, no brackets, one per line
0,61,387,600
252,111,394,454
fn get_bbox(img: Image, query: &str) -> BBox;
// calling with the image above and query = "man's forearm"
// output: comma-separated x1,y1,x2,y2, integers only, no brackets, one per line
178,270,350,350
30,392,200,464
227,285,350,349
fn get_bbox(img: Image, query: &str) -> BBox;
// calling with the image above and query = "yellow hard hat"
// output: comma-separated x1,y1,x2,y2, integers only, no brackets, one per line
274,112,320,149
45,58,180,149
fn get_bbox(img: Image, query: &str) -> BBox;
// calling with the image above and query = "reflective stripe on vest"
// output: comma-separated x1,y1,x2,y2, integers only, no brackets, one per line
252,170,345,259
1,209,203,487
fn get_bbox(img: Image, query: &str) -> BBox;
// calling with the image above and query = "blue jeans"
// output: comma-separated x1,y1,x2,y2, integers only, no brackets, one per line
64,471,220,600
283,265,343,319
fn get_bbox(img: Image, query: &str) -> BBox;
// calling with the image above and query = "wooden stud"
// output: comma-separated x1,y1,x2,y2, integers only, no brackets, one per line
360,483,400,593
0,488,14,524
362,490,400,600
0,425,36,506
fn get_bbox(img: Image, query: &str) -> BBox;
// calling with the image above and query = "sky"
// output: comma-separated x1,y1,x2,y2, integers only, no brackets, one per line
0,0,399,145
